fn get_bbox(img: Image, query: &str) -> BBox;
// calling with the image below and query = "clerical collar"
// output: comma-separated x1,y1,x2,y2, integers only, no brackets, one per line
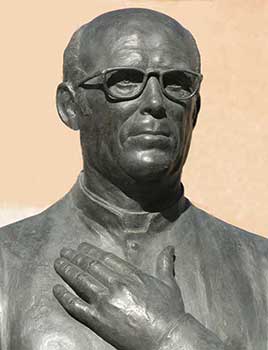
71,172,189,237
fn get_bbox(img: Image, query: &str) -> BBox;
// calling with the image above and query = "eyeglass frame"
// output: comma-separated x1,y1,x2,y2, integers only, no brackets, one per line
77,66,203,103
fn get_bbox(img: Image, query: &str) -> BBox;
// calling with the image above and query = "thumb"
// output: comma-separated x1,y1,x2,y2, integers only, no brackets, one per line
156,246,176,285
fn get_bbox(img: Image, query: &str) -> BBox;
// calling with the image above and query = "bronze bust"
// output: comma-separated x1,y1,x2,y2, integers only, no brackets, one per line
0,8,267,350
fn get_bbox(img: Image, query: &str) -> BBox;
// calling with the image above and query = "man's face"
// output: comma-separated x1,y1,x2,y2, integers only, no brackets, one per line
77,23,197,183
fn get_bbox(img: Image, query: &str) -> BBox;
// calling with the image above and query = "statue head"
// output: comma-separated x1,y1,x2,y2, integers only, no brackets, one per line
56,8,202,191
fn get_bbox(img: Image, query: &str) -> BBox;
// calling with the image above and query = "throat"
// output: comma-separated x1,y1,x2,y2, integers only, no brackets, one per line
82,167,183,213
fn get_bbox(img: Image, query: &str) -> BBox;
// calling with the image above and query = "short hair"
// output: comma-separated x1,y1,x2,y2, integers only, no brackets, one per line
62,8,201,86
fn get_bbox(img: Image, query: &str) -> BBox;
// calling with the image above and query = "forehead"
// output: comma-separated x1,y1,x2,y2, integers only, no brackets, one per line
80,24,193,72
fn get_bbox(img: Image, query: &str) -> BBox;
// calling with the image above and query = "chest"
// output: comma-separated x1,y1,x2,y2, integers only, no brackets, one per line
7,235,266,350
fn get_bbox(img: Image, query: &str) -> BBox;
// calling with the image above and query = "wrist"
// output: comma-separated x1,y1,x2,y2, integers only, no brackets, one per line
157,313,225,350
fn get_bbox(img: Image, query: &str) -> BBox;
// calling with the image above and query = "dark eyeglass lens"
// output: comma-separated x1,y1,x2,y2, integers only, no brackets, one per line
163,71,197,99
105,69,144,98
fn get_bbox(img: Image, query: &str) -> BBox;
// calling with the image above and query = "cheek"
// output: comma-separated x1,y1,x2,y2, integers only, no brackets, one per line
176,102,195,158
166,100,194,159
81,91,139,153
166,102,188,139
169,99,192,121
103,100,140,148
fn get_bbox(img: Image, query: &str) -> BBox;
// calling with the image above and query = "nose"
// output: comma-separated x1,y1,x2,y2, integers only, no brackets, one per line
140,76,166,119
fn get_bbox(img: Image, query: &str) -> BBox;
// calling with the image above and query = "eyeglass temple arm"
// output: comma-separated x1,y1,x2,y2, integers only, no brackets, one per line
77,70,104,87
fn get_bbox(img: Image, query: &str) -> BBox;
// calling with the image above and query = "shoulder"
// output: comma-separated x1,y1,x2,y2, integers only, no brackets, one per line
188,203,268,259
0,195,72,347
0,192,74,257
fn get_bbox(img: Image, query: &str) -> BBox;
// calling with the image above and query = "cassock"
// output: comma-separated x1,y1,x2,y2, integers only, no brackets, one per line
0,173,267,349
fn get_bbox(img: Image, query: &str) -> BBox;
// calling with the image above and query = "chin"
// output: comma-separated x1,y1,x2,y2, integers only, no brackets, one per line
119,149,174,182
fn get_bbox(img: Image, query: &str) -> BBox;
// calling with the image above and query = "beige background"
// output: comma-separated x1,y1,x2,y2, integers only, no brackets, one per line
0,0,267,236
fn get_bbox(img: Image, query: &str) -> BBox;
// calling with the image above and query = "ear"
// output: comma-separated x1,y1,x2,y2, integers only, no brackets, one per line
192,93,201,129
56,82,80,130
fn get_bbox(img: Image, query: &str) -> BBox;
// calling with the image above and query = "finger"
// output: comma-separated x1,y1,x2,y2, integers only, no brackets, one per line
53,284,98,326
78,243,104,260
53,284,118,345
78,242,140,277
54,257,107,302
60,247,95,271
58,251,125,289
156,246,176,286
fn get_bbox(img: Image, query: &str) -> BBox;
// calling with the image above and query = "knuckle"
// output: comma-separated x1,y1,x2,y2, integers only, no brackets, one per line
63,263,72,275
60,290,77,307
109,282,130,302
60,289,70,299
84,257,95,270
113,280,128,292
93,250,104,260
78,242,88,252
103,253,114,264
96,293,109,308
76,271,87,283
67,296,77,307
96,290,109,303
74,254,84,265
89,247,99,256
107,276,117,286
67,296,84,311
88,260,99,270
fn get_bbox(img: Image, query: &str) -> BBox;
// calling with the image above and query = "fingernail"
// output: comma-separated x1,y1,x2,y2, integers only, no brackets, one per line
54,258,64,268
60,247,69,256
53,284,64,297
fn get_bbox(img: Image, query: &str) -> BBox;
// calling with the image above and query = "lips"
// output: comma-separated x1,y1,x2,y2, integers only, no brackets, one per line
120,117,173,149
128,124,171,138
132,130,170,137
122,123,172,150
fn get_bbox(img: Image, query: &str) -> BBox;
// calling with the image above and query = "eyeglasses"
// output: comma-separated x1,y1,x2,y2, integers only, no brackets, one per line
77,67,203,103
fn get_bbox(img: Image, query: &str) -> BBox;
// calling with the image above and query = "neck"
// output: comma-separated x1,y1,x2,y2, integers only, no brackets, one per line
83,166,183,213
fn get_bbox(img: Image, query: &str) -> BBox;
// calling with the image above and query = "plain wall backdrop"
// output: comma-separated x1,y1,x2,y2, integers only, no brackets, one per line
0,0,267,236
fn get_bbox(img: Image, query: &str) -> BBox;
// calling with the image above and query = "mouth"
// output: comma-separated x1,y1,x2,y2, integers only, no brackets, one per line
125,132,172,150
129,129,171,138
120,120,173,149
137,131,169,137
129,133,169,141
